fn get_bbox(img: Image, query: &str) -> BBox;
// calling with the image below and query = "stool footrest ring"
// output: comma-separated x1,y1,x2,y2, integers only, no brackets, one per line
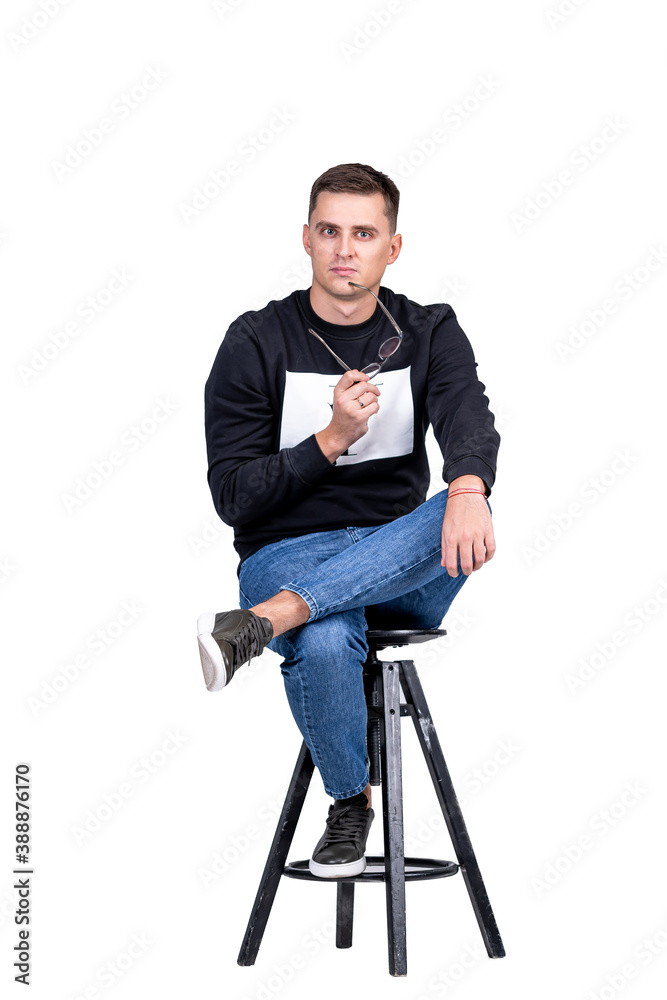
283,856,458,884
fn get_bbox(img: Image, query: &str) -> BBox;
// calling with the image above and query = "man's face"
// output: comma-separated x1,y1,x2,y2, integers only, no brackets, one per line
303,191,402,302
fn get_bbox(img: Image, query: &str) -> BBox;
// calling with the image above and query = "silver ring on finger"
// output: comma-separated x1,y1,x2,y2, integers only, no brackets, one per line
359,394,365,408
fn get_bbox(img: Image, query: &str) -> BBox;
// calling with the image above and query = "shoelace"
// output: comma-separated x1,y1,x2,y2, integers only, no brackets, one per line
322,803,370,845
231,615,268,667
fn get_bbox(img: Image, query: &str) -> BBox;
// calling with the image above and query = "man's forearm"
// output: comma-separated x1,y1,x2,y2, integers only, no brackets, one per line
210,434,334,528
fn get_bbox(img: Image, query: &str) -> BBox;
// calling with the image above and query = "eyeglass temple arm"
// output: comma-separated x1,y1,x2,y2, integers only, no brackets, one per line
307,328,351,372
347,281,403,338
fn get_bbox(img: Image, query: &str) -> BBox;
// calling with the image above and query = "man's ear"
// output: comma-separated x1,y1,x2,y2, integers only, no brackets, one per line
387,232,403,265
302,223,312,257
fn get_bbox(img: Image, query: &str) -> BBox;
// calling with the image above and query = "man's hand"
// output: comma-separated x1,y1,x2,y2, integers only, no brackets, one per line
441,475,496,577
315,369,381,463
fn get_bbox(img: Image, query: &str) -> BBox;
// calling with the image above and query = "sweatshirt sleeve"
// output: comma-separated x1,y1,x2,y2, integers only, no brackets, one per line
204,316,335,528
425,305,500,496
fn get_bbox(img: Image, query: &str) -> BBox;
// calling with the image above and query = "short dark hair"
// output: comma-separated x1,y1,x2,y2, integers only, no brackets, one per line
308,163,400,235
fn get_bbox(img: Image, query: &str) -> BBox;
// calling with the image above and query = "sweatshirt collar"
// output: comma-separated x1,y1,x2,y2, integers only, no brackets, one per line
296,287,386,341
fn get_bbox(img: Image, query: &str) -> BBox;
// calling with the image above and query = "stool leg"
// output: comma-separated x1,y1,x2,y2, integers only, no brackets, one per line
336,882,355,948
237,742,315,966
364,671,382,787
400,661,505,958
380,661,408,977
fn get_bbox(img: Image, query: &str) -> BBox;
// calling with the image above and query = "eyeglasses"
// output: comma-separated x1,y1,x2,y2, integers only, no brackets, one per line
307,281,403,378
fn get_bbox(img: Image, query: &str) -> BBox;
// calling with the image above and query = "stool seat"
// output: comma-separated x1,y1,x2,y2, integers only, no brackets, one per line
283,856,459,883
366,628,446,651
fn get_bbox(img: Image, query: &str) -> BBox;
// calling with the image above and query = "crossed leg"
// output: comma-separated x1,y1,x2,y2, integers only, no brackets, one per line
248,489,474,635
237,491,472,798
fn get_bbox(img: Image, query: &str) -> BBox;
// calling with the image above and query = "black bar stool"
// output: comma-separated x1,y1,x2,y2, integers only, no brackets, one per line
237,628,505,977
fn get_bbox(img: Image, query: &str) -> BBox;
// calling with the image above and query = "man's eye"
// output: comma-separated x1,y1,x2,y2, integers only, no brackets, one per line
357,231,371,238
323,228,335,235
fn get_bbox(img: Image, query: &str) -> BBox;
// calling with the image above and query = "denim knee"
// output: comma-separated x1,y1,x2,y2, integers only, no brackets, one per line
278,612,370,798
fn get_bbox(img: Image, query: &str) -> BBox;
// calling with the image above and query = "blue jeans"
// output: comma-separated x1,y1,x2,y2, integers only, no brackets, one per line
238,488,491,799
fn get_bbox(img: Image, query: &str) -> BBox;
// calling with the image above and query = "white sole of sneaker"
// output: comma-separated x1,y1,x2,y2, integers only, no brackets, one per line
308,855,367,878
197,613,227,692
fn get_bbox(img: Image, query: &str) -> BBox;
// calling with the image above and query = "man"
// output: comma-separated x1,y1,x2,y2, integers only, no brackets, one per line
198,163,500,879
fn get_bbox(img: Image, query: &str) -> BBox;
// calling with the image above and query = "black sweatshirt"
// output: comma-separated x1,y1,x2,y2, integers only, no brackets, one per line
205,286,500,571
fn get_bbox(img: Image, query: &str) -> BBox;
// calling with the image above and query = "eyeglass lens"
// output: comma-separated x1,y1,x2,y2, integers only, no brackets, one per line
378,336,401,358
361,335,402,375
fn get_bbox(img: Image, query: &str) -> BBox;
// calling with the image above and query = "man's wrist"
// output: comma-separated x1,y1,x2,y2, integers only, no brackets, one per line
315,428,347,464
448,474,487,495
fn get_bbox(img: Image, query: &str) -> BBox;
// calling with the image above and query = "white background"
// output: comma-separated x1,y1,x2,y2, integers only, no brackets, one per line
2,1,666,998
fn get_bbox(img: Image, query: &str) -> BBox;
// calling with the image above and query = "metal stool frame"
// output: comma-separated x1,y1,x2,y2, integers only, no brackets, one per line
237,629,505,977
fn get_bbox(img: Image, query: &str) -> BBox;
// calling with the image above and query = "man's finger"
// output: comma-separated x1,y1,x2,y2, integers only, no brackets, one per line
458,540,474,576
472,537,487,571
442,540,460,577
350,381,381,401
337,369,369,392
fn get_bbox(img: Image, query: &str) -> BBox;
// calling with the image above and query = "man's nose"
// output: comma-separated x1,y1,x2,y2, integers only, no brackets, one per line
336,234,353,257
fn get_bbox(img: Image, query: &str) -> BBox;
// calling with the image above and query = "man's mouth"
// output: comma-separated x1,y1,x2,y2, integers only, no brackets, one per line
331,267,356,275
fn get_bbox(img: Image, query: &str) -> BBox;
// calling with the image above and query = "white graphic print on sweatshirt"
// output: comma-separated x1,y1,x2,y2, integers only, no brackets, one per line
279,367,414,466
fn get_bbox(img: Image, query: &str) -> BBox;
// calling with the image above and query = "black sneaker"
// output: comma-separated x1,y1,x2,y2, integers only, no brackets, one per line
309,792,374,878
197,610,273,692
